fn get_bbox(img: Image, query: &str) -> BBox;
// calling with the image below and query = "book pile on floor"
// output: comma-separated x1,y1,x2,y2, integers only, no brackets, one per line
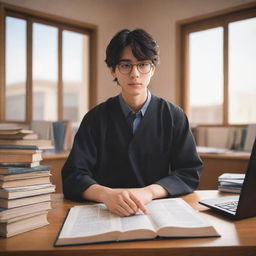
218,173,245,193
0,141,55,237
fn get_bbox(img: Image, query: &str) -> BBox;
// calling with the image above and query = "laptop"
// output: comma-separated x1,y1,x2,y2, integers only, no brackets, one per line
199,137,256,220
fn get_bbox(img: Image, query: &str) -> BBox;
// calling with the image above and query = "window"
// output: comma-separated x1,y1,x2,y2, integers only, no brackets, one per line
0,4,97,123
179,5,256,125
228,18,256,124
62,30,90,122
5,16,27,121
32,23,58,121
189,27,224,124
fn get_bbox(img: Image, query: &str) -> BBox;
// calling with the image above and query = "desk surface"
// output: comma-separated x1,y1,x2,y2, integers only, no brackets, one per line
1,191,256,256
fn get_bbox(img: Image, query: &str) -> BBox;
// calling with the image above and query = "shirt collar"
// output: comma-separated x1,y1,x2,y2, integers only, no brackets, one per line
119,90,151,118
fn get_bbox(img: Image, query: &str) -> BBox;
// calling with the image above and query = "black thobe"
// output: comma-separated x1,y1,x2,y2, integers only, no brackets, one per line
61,94,202,201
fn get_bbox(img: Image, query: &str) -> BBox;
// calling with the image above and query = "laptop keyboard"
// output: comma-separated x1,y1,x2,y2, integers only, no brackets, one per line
215,201,238,212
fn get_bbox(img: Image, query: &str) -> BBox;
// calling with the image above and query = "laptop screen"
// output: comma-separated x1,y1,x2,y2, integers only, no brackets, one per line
236,137,256,218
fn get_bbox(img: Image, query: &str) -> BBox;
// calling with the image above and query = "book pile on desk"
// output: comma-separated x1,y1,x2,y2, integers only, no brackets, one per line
0,124,54,150
0,143,55,237
218,173,245,193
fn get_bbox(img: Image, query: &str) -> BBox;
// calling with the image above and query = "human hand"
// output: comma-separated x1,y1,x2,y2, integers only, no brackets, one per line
83,184,167,217
101,188,149,217
128,187,154,206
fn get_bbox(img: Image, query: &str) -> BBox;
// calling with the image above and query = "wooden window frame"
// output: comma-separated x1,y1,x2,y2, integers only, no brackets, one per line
0,3,98,124
176,2,256,127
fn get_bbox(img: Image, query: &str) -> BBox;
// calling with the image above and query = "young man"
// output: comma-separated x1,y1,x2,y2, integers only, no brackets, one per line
62,29,202,217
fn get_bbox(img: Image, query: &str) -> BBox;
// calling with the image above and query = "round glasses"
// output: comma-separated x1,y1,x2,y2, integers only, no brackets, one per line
117,62,154,74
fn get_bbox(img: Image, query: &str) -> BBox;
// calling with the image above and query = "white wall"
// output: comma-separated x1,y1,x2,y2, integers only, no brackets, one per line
1,0,255,106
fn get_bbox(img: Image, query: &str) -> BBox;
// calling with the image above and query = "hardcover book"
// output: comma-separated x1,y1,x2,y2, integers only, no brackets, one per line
0,171,51,182
0,211,49,237
55,198,219,246
0,148,42,154
0,165,50,175
0,139,53,149
0,161,40,168
0,184,55,199
0,201,52,221
0,193,51,208
0,152,42,163
0,133,38,140
0,175,51,188
0,145,40,150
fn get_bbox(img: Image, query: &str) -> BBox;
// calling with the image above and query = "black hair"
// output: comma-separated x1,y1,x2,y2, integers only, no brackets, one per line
105,29,159,69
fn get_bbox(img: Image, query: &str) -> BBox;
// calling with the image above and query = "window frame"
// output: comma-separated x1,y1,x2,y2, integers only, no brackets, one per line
0,3,97,124
176,2,256,126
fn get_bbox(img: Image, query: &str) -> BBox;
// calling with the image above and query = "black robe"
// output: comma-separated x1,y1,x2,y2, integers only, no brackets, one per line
61,94,202,201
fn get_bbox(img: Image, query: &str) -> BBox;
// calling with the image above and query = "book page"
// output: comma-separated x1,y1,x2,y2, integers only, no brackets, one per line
118,213,155,232
59,204,119,239
147,198,212,230
117,212,156,241
57,204,156,245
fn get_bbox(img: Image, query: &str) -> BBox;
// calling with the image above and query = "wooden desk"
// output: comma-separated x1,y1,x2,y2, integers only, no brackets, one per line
199,153,250,190
1,191,256,256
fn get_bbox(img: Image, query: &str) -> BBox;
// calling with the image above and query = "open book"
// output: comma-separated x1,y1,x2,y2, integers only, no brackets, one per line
55,198,219,246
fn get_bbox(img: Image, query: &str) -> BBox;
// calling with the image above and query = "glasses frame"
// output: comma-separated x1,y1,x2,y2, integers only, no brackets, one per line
117,61,154,75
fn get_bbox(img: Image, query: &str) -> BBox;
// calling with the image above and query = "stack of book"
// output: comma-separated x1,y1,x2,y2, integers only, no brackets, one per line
0,145,55,237
218,173,245,193
0,124,53,150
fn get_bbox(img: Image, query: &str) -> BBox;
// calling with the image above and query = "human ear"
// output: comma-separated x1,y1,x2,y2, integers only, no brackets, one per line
110,67,117,79
150,65,156,77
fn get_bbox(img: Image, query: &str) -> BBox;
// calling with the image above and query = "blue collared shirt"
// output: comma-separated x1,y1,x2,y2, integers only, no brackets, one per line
119,91,152,133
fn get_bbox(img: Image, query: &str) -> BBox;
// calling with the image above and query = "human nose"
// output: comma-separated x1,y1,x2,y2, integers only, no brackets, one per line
130,64,140,77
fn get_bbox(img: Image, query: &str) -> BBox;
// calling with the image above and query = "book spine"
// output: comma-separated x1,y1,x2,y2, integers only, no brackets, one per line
0,165,50,174
0,145,39,150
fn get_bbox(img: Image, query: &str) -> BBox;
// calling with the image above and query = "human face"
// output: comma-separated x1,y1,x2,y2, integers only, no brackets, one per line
111,46,155,98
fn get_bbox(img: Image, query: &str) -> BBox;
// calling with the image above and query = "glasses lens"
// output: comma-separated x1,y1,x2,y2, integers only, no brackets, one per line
118,62,152,74
138,63,151,74
118,63,132,74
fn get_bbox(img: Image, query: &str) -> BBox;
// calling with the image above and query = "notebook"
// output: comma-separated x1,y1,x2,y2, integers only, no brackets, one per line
199,137,256,220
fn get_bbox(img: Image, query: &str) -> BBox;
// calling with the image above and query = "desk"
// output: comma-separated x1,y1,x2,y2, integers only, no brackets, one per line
0,191,256,256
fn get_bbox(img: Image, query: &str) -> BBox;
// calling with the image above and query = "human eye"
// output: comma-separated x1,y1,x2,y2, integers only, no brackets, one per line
138,62,150,68
120,63,131,69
